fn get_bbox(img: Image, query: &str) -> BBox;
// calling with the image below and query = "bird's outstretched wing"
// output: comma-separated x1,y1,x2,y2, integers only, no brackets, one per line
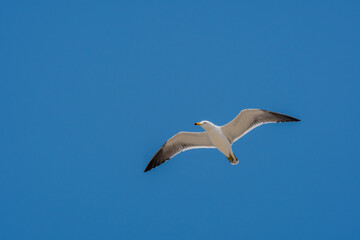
145,132,215,172
221,109,300,144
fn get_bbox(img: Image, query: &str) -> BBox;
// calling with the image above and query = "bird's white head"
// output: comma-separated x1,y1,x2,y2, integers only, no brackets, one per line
194,120,216,130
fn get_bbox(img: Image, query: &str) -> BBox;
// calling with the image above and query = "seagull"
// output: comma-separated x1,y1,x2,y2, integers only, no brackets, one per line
144,109,300,172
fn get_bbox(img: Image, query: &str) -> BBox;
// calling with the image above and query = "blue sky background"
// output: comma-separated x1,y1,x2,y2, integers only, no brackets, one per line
1,1,360,239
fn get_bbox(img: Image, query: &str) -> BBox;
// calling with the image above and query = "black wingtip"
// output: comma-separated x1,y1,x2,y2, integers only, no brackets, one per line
286,116,300,122
144,160,162,172
144,164,152,172
264,110,300,123
285,116,300,122
144,145,168,173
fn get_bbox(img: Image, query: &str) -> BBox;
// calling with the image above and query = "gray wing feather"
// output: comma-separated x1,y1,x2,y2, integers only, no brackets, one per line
145,132,214,172
221,109,300,144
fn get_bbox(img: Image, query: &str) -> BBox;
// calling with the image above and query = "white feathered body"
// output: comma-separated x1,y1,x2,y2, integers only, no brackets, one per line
201,122,237,163
207,127,231,156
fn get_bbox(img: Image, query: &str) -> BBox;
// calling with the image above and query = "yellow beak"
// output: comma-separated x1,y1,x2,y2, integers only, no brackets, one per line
194,122,202,125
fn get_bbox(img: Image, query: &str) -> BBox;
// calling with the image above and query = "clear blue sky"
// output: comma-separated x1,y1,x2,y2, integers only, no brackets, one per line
1,1,360,239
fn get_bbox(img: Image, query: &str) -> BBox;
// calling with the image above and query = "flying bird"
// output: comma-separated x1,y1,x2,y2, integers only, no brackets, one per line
144,109,300,172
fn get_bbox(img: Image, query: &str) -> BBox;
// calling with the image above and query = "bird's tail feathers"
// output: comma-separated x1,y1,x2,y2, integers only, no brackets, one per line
227,153,239,165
